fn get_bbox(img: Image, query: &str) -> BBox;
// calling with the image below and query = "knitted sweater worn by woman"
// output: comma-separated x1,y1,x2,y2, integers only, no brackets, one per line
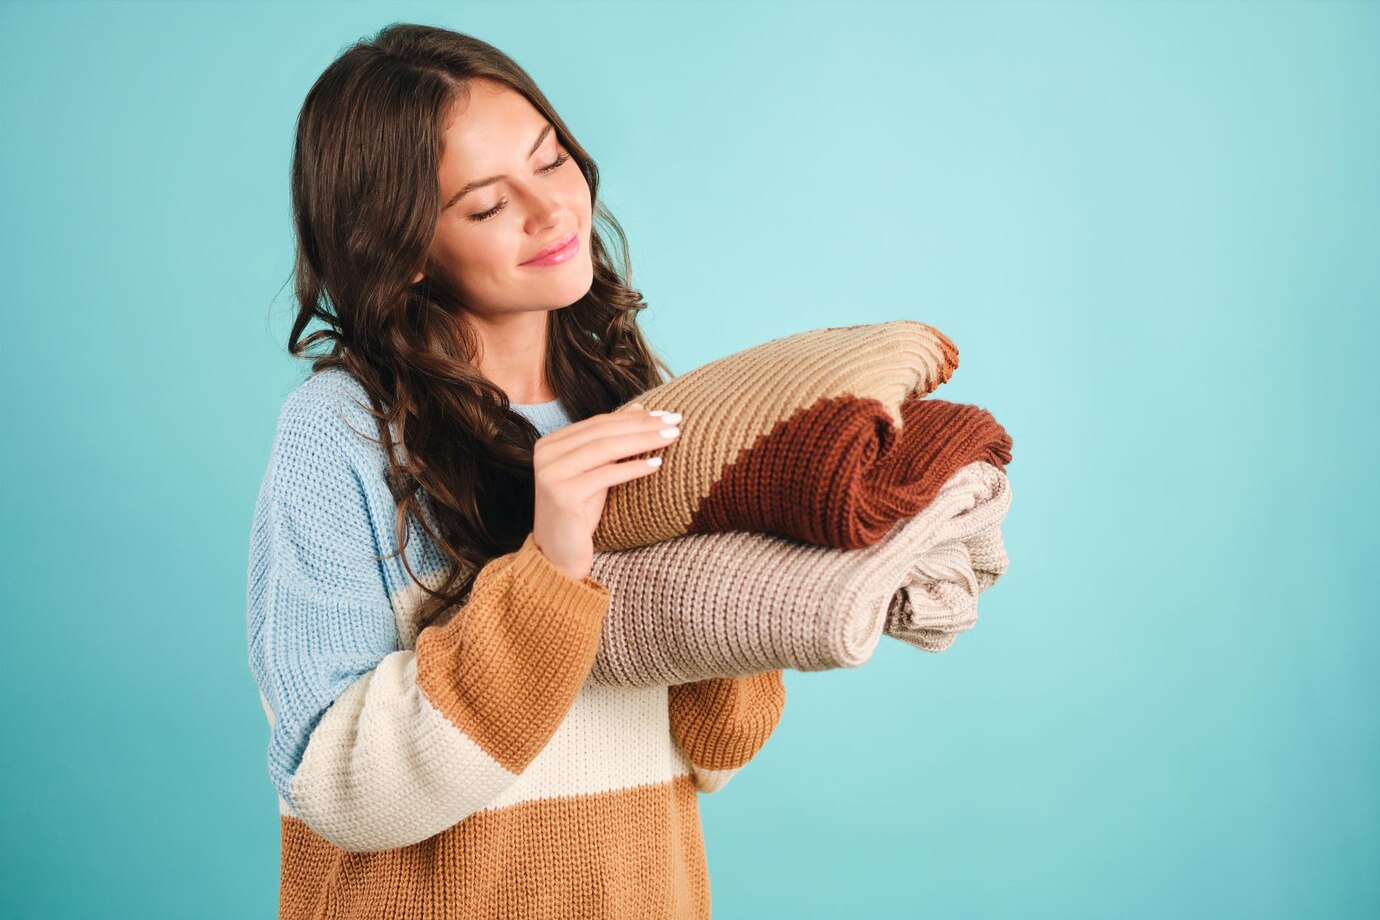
245,367,787,919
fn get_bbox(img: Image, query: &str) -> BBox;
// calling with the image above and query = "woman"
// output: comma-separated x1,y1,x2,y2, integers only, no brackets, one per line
245,23,787,919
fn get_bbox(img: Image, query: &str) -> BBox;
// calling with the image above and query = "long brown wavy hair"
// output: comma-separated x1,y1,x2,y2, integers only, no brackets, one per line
284,23,672,633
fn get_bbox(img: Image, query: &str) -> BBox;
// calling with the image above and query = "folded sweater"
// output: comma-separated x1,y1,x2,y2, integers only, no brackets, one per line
592,320,1012,551
586,459,1012,687
568,320,1014,687
245,367,785,919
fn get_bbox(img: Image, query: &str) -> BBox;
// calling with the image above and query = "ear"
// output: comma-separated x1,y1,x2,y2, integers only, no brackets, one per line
411,271,424,284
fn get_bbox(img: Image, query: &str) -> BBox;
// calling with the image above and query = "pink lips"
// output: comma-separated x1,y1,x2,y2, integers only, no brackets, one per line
520,230,579,267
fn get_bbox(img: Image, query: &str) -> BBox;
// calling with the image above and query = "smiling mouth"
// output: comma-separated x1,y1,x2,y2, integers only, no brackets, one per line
521,230,578,265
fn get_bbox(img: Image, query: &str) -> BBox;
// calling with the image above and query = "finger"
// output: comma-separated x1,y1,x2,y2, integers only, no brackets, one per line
537,407,681,468
567,453,665,502
541,424,681,484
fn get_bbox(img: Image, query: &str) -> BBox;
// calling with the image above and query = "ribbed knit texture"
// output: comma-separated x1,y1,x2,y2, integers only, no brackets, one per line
575,320,1015,686
508,397,568,431
591,319,1015,552
587,459,1012,687
245,368,785,919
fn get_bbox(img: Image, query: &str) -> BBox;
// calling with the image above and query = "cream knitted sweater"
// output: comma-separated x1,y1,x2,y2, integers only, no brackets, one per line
245,367,786,919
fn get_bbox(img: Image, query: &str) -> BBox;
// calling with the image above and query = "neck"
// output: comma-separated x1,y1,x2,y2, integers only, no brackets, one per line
468,308,556,404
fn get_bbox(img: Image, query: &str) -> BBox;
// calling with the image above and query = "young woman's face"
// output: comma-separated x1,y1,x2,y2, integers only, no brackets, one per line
415,79,594,315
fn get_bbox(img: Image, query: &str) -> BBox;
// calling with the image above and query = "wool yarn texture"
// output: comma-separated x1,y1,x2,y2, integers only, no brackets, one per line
573,319,1015,686
591,319,974,552
249,373,786,917
586,460,1011,687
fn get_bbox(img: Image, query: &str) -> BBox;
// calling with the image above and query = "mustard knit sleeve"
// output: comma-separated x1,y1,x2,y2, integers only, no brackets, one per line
667,669,787,793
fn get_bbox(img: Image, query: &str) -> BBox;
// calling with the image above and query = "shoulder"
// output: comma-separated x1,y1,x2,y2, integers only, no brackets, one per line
258,370,389,538
274,367,383,463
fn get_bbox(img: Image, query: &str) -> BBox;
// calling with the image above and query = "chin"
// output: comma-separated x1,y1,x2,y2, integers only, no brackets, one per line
554,256,595,300
563,253,596,289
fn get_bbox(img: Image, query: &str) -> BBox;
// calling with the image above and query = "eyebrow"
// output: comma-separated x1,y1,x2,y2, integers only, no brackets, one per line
442,123,554,211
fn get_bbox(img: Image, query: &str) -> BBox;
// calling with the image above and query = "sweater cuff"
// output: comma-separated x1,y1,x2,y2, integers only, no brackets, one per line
509,532,610,611
668,670,787,771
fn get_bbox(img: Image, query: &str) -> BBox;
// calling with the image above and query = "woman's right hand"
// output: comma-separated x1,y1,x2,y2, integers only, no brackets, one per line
531,402,683,581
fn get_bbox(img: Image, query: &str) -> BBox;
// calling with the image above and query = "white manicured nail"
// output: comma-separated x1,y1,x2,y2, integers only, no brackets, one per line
660,426,680,438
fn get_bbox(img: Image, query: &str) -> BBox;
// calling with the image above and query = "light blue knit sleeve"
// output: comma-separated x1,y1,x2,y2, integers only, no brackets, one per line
244,382,611,852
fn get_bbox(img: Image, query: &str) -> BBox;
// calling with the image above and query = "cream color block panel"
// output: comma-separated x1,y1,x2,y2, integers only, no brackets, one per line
290,650,518,853
483,681,695,811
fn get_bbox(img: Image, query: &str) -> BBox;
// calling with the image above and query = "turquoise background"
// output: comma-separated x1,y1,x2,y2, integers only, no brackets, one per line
2,0,1376,917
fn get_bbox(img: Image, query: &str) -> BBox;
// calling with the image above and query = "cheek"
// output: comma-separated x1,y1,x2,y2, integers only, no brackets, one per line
571,174,593,215
553,169,591,214
437,223,505,270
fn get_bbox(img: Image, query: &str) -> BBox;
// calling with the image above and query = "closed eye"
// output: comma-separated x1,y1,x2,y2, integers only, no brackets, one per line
469,153,572,222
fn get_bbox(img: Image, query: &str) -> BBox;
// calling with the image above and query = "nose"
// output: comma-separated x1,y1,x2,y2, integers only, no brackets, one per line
523,190,561,226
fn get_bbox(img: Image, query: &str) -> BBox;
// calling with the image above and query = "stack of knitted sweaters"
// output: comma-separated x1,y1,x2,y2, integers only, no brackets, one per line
586,320,1013,685
245,319,1013,919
